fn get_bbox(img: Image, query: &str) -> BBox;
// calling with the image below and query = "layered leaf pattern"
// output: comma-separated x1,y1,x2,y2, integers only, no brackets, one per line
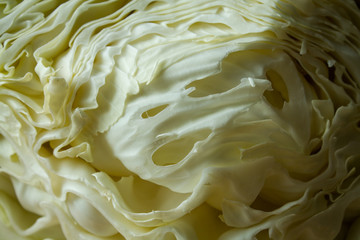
0,0,360,239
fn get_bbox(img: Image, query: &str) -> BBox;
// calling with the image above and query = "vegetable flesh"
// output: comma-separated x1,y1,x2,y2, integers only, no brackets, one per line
0,0,360,239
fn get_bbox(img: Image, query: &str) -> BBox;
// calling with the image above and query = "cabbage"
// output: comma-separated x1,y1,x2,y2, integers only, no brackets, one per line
0,0,360,239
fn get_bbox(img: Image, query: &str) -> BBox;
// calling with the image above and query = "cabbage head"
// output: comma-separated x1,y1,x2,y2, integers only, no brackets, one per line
1,0,360,239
